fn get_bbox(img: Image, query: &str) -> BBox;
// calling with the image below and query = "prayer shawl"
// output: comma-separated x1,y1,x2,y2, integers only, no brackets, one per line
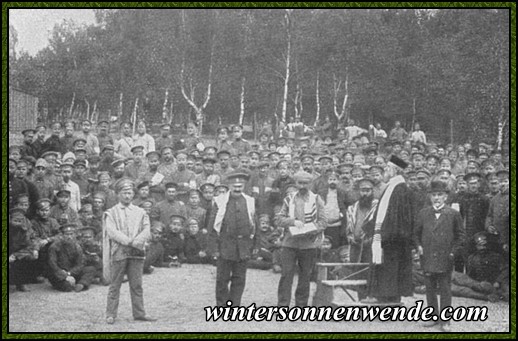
213,192,255,235
289,191,317,223
371,175,405,264
346,199,379,240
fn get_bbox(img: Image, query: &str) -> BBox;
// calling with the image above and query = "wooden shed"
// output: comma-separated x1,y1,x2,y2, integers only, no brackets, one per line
9,87,39,134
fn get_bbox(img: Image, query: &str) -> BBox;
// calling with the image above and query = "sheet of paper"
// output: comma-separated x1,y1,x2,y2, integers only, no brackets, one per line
289,222,317,236
150,172,165,186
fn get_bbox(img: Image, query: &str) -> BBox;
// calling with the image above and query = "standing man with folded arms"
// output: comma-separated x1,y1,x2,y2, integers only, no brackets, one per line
103,178,156,324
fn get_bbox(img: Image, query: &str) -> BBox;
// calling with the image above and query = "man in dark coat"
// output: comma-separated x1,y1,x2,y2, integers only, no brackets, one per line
208,171,257,306
458,172,490,271
365,155,415,304
47,224,97,292
414,181,465,332
9,208,39,292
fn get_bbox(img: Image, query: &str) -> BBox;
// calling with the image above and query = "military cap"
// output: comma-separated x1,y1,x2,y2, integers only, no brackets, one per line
97,120,110,126
23,156,37,166
204,146,218,153
92,191,107,201
88,154,101,163
495,169,509,178
202,157,217,164
467,160,480,168
188,188,202,197
268,151,281,159
35,198,52,209
358,178,376,187
111,159,125,168
21,129,36,136
257,161,270,169
114,178,135,192
131,145,145,154
61,161,75,169
369,165,385,174
160,146,174,154
293,171,313,183
200,183,216,191
35,158,48,168
165,182,179,190
466,149,479,157
217,126,229,134
216,150,231,158
41,151,59,159
276,160,289,169
300,154,314,162
170,214,186,223
227,171,250,184
63,152,76,162
102,144,115,153
464,172,483,182
56,189,71,198
74,159,87,168
416,168,432,177
79,226,97,235
137,181,150,190
175,149,189,158
436,169,452,177
81,119,92,125
35,124,47,131
412,151,426,159
146,151,161,159
9,207,26,217
60,223,78,233
74,148,87,154
318,155,333,163
215,184,229,191
73,137,87,145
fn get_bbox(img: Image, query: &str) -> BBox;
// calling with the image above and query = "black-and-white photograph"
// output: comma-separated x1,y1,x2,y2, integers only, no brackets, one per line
7,7,511,334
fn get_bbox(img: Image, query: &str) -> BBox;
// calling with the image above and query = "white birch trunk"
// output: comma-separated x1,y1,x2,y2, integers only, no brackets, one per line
315,71,320,125
281,10,292,123
69,92,76,118
239,76,245,125
162,88,169,122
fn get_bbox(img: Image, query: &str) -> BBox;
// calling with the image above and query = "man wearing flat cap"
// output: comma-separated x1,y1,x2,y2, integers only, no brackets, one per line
207,170,257,307
364,155,415,304
275,171,327,307
103,178,155,324
413,181,465,332
20,128,36,158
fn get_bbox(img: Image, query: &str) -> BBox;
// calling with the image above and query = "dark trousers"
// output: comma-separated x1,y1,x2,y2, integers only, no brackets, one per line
216,258,248,306
9,260,39,285
49,266,98,292
106,259,146,319
324,226,342,249
278,247,317,307
424,271,452,322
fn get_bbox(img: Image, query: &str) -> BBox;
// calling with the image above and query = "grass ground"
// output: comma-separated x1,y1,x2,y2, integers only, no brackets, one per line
7,264,510,334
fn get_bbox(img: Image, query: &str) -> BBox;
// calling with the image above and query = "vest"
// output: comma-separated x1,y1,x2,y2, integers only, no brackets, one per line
213,192,255,236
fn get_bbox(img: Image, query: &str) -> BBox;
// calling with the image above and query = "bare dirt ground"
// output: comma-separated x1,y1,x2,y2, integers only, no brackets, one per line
7,264,511,334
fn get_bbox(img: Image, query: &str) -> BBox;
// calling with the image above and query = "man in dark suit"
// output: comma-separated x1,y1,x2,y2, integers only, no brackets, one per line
208,171,257,307
414,181,465,332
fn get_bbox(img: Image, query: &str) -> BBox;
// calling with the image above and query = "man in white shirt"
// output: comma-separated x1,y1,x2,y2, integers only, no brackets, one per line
133,120,156,154
59,162,81,212
411,123,427,145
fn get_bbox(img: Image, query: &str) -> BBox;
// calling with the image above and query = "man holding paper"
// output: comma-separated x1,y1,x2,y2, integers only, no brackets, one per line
275,171,327,307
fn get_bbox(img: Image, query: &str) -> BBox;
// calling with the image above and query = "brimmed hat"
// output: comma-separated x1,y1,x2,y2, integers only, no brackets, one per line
428,181,449,193
227,171,250,184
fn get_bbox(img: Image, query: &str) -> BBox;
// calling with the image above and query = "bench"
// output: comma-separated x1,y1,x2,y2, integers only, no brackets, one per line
313,263,370,307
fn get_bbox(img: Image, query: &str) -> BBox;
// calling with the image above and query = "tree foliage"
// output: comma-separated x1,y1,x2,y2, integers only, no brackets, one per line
9,9,509,144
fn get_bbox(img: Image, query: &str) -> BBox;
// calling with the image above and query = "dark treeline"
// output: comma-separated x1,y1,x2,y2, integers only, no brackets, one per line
9,9,509,145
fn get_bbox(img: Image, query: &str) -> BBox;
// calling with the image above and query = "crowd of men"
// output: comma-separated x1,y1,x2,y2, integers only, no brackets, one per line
8,117,509,315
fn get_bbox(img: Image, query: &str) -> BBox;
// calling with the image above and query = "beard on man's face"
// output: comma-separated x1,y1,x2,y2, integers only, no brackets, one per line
359,194,373,207
329,183,337,190
299,187,309,196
